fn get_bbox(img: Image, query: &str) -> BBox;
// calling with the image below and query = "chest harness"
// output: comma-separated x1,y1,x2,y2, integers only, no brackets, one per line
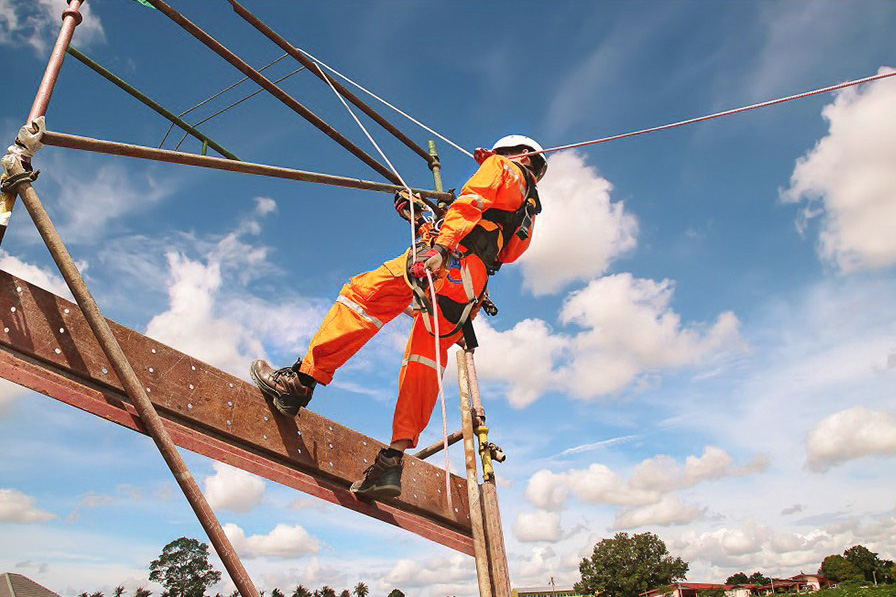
408,164,542,343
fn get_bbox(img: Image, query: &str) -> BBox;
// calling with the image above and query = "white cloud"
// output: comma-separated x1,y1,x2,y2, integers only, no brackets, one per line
514,510,563,542
520,151,637,295
525,447,764,510
382,553,474,589
560,273,743,398
0,378,30,416
223,523,320,559
0,0,105,55
783,68,896,272
806,406,896,472
203,462,265,513
613,495,703,529
473,318,566,408
0,488,55,522
144,202,324,377
0,250,72,298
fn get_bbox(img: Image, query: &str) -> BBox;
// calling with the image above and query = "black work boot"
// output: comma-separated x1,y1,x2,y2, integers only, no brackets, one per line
250,358,315,417
350,448,403,499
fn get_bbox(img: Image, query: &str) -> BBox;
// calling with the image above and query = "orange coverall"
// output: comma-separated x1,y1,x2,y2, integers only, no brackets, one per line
299,155,537,447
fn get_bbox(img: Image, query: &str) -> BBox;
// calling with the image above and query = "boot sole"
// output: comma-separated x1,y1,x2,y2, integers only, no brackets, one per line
350,482,402,500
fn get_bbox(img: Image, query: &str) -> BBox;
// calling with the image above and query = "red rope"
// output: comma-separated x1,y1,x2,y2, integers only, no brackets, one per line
523,70,896,158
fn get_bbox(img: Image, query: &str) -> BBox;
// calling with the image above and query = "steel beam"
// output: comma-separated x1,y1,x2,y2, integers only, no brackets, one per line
0,269,473,554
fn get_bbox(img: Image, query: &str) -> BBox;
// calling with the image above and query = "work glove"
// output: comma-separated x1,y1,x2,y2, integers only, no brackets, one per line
394,189,424,223
410,244,448,278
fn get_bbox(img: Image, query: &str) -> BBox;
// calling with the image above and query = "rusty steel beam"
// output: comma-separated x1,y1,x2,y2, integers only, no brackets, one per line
142,0,401,185
0,269,474,552
41,130,452,203
226,0,435,168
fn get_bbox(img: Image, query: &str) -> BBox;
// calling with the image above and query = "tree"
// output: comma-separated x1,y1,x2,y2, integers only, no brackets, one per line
113,587,126,597
843,545,886,582
697,589,725,597
134,589,152,597
819,554,863,583
292,587,312,597
747,572,771,586
726,573,749,585
320,587,336,597
339,591,350,597
353,583,368,597
272,589,285,597
148,537,223,597
574,532,689,597
387,590,405,597
90,592,104,597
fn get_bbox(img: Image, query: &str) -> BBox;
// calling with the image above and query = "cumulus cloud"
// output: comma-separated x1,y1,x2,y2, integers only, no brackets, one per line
560,274,743,398
382,554,474,589
223,523,320,559
783,68,896,272
144,200,324,376
520,151,638,295
473,318,567,408
525,447,765,511
0,251,71,298
806,406,896,472
203,463,265,513
0,488,55,522
0,378,29,416
0,0,105,55
514,510,564,542
613,495,703,529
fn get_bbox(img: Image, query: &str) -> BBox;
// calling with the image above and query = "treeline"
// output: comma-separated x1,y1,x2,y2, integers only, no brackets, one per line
75,538,405,597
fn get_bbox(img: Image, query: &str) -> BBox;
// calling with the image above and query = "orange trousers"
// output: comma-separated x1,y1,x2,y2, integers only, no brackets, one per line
299,251,486,448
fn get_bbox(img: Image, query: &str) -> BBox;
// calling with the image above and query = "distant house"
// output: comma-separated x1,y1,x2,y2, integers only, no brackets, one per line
641,575,832,597
512,586,582,597
0,573,61,597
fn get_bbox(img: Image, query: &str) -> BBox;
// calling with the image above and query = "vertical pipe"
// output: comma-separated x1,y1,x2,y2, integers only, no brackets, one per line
465,349,512,597
2,1,83,249
28,1,84,122
456,349,493,597
5,165,260,597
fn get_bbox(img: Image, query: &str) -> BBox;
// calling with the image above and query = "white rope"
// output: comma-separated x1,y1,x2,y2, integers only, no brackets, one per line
316,61,454,507
295,46,473,159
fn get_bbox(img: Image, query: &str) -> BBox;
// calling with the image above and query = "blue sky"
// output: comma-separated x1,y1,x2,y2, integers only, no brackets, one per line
1,1,894,595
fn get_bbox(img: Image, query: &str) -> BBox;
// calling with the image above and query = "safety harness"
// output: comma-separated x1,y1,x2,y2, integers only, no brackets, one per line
407,162,541,343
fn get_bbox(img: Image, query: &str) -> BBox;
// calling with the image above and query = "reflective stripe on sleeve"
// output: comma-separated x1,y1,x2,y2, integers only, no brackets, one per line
336,295,384,329
457,193,484,210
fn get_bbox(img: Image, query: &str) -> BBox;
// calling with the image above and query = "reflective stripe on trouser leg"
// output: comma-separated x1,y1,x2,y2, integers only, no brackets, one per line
391,314,463,448
301,255,411,385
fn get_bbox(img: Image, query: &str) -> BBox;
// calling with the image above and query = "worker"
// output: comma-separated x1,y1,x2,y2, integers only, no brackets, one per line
250,135,547,499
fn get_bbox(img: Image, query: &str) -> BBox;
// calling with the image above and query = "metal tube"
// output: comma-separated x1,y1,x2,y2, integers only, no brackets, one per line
464,349,511,596
457,350,493,597
66,47,238,160
143,0,400,185
226,0,434,167
5,163,260,597
40,131,453,202
412,429,464,460
28,1,84,122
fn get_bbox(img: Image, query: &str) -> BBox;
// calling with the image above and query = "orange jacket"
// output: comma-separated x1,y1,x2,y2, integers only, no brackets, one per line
435,154,537,268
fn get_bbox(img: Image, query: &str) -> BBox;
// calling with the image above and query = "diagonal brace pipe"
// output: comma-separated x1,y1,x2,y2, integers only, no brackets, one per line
143,0,401,185
227,0,435,168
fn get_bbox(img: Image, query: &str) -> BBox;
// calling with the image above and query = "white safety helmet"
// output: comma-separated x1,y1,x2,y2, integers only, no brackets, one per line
491,134,548,180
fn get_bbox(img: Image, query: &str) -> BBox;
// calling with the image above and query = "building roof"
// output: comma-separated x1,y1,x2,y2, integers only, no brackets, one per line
0,574,60,597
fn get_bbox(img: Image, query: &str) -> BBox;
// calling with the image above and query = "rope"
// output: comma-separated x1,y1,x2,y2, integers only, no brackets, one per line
315,59,454,507
293,46,473,159
159,52,290,148
173,65,306,152
519,70,896,159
